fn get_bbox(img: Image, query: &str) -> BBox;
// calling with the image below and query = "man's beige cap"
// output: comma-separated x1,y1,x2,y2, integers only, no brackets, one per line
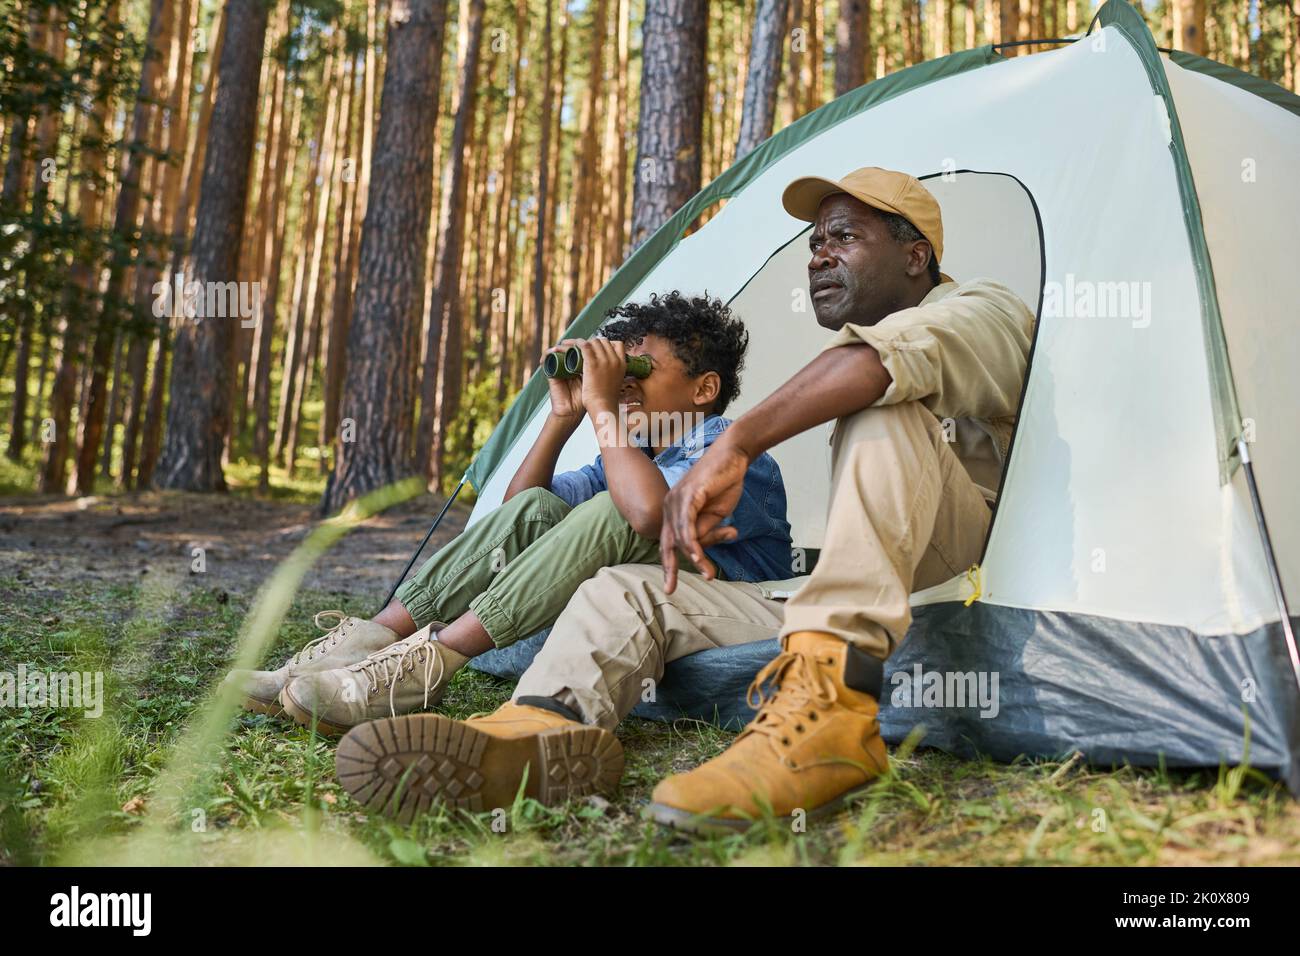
782,166,945,266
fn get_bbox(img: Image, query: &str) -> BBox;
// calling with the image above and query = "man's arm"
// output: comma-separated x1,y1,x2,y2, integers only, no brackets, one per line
658,279,1033,592
720,343,890,461
658,344,891,592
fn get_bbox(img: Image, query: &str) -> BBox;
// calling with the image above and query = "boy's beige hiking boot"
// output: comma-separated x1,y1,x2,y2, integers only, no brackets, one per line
279,627,468,736
223,612,402,716
335,702,624,822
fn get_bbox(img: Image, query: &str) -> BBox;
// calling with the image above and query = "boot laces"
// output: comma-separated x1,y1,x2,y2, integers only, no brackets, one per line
348,636,445,718
742,650,837,754
290,611,351,666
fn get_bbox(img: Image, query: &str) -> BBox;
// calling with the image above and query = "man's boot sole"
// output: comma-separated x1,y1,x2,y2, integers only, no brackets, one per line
279,684,353,737
644,780,878,835
335,714,624,822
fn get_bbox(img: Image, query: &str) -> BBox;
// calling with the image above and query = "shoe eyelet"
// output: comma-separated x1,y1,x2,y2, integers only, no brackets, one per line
809,712,818,721
781,737,791,746
795,724,804,733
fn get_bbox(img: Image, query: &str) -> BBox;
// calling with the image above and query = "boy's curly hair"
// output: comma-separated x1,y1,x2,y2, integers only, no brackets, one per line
600,291,749,415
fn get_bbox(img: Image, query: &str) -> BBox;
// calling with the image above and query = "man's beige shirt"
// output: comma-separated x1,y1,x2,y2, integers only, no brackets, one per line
822,276,1036,503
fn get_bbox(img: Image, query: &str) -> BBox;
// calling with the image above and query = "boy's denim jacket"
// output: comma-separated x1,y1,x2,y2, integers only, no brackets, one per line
550,413,793,583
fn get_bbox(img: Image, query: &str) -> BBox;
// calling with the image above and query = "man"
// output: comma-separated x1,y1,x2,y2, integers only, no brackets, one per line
550,165,1034,831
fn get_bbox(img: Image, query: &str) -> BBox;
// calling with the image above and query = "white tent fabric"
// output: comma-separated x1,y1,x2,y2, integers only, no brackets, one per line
470,25,1290,637
1164,55,1300,608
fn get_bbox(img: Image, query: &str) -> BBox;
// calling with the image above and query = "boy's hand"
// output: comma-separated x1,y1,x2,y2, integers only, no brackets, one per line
579,338,627,416
544,338,586,423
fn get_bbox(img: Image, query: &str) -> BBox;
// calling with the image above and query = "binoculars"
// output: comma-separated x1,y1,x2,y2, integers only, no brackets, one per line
542,345,652,380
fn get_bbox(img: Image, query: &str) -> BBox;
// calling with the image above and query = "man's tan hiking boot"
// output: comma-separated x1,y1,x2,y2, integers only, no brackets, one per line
223,612,402,716
646,631,889,833
279,627,468,736
335,701,624,822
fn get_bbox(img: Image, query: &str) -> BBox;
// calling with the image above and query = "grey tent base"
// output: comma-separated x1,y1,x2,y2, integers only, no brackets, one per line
471,602,1300,793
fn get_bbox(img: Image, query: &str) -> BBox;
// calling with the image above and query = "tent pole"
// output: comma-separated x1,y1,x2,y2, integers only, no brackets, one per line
377,478,467,613
1238,439,1300,692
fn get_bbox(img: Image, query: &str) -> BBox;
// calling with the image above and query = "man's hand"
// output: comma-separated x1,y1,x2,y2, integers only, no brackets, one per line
659,438,750,593
544,338,586,422
578,337,628,416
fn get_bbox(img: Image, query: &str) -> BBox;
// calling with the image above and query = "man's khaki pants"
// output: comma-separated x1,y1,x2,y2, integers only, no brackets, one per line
514,400,991,729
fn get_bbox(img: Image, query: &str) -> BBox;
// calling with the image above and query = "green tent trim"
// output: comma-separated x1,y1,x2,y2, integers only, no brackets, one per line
1166,49,1300,121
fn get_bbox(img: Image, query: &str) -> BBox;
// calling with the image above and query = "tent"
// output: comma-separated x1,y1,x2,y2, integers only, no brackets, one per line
458,0,1300,788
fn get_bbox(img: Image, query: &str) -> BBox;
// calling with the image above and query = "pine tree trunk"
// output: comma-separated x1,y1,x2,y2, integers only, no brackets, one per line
253,55,300,493
564,0,608,318
546,4,569,351
119,0,177,487
998,0,1018,51
73,0,167,493
6,5,60,464
285,49,343,476
154,0,270,492
416,0,484,483
529,0,555,373
468,54,496,383
1173,0,1207,54
736,0,790,159
835,0,870,94
40,0,123,493
321,49,358,461
133,0,192,488
233,21,280,442
607,0,631,269
490,2,527,391
630,0,709,249
321,0,450,514
275,50,338,467
806,0,822,112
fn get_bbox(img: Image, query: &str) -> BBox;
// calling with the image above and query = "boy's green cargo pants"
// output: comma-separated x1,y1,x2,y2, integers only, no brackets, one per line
395,487,692,648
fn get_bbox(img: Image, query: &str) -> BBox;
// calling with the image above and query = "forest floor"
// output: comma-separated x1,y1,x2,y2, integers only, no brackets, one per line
3,485,1300,866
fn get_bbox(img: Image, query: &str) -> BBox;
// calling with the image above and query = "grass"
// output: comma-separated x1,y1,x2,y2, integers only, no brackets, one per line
3,557,1298,867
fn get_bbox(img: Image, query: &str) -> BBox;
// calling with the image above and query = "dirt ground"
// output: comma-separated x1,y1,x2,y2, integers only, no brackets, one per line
0,490,470,604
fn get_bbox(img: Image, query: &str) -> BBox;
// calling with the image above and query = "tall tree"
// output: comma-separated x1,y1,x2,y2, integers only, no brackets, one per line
6,4,62,465
154,0,271,491
72,0,167,492
284,47,347,475
735,0,790,159
137,0,225,488
529,0,556,371
564,0,608,317
416,0,485,484
630,0,709,249
1173,0,1207,54
320,44,360,463
41,1,125,492
322,0,449,514
275,46,339,468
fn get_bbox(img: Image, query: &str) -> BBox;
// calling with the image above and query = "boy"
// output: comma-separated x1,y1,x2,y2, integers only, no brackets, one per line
225,292,792,752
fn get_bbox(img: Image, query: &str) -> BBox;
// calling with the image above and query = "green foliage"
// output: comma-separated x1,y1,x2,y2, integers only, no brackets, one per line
440,369,518,497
